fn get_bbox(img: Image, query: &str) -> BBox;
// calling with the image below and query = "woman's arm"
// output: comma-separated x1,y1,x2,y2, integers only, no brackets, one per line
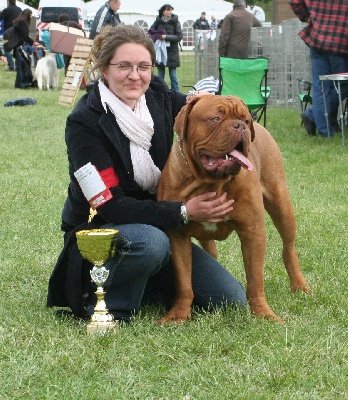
65,106,182,230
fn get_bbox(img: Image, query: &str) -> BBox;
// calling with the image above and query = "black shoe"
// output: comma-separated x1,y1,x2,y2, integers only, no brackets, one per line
301,112,316,135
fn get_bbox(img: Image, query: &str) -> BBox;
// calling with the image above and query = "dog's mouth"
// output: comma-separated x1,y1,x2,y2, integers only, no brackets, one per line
199,143,253,175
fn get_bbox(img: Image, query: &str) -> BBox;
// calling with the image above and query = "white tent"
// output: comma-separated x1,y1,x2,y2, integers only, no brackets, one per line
85,0,234,27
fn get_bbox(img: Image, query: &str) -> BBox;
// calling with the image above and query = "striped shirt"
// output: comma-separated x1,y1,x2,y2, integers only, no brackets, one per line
289,0,348,56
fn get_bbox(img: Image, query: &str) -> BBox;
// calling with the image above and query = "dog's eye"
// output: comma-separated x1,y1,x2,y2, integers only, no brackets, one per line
210,116,220,122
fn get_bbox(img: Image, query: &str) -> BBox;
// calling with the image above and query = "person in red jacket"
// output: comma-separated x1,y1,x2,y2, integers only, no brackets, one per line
290,0,348,137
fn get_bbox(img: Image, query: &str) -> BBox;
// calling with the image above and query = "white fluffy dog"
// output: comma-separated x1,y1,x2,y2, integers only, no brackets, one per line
35,53,59,91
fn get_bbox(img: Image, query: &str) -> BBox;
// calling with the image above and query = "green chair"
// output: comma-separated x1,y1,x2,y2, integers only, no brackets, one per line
297,79,312,113
297,79,312,127
218,57,270,127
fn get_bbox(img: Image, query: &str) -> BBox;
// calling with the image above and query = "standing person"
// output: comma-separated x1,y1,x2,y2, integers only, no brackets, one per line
0,0,21,71
58,13,83,76
89,0,121,40
47,25,247,324
218,0,262,59
210,15,219,30
150,4,182,91
246,3,266,22
290,0,348,137
193,12,210,30
12,9,39,88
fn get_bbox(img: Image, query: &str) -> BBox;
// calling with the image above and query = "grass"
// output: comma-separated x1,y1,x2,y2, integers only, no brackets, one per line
0,63,348,400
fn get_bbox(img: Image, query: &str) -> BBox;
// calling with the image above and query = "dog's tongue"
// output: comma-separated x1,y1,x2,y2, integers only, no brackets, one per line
230,150,253,171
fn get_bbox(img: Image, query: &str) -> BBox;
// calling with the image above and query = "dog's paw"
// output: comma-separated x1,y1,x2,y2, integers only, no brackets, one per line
156,308,191,326
250,303,285,324
290,283,310,294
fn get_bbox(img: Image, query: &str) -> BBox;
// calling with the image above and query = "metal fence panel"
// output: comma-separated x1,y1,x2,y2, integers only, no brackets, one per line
190,19,312,110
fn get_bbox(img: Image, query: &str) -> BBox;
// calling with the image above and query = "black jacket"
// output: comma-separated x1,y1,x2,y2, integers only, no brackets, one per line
0,4,21,31
14,20,34,48
62,76,187,231
193,17,210,30
89,2,121,39
47,77,187,316
150,14,182,68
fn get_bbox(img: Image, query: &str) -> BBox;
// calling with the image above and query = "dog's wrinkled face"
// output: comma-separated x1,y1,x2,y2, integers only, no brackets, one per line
175,96,255,181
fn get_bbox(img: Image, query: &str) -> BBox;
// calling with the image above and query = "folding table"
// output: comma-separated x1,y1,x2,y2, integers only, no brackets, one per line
319,72,348,146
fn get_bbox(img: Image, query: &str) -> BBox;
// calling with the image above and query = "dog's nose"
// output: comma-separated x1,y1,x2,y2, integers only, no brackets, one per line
231,120,246,133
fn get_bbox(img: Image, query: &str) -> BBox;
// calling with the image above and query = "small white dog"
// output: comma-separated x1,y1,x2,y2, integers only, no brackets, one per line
35,53,59,91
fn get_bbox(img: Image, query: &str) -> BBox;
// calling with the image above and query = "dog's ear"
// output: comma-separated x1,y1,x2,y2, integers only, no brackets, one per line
234,96,256,142
174,97,200,140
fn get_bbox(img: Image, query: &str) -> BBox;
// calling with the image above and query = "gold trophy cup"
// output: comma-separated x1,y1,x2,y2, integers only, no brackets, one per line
76,228,119,335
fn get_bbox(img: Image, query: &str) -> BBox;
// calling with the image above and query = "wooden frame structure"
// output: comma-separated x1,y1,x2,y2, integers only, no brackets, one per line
58,38,94,106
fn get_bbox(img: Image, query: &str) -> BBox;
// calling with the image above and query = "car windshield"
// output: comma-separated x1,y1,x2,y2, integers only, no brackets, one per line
41,7,79,23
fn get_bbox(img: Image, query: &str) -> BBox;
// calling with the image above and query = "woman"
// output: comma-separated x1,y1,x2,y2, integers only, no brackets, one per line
13,9,39,88
150,4,182,91
47,25,247,324
13,8,39,51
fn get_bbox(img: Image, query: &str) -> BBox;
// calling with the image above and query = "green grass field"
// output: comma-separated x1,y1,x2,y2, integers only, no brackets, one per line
0,63,347,399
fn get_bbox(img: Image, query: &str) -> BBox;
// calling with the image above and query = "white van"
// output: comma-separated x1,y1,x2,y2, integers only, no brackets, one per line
36,0,88,37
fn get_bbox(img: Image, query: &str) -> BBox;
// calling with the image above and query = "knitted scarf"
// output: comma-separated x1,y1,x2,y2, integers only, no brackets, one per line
99,79,161,193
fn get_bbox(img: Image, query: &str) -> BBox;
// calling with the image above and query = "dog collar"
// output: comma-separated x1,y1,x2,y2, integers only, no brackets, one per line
177,138,188,165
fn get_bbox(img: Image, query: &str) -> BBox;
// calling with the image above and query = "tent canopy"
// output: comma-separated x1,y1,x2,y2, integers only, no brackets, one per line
85,0,234,25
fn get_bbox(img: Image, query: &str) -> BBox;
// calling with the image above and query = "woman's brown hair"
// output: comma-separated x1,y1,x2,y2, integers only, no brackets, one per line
14,8,32,26
92,25,156,76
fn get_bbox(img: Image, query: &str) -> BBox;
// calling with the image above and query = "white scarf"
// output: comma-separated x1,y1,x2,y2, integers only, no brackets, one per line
99,79,161,193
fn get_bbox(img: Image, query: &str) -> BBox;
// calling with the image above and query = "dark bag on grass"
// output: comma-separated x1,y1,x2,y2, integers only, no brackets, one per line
4,98,37,106
3,26,22,52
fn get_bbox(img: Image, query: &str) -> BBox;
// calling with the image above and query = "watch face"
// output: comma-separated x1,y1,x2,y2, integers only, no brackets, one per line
180,205,189,224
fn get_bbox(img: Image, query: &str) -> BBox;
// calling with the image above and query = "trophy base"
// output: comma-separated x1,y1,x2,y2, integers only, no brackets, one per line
87,320,118,335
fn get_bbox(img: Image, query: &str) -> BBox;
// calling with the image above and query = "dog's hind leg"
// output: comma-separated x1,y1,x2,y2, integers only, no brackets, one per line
43,71,50,91
264,188,309,294
52,71,59,90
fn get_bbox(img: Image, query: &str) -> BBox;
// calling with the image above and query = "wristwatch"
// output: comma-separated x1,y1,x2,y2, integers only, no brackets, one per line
180,204,189,224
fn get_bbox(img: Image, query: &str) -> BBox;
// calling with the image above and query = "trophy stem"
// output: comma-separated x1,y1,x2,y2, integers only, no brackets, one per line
86,267,118,335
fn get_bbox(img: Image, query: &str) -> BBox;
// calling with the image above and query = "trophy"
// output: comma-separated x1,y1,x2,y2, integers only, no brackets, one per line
76,228,119,335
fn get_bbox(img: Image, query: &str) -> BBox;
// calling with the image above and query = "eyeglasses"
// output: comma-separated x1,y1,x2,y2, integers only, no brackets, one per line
108,63,154,76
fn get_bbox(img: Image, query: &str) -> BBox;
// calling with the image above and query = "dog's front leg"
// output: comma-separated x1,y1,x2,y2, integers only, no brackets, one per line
239,226,284,324
199,239,218,259
157,232,194,325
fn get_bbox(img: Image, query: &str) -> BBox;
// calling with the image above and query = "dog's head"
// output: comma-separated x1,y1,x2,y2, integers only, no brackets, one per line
174,95,255,181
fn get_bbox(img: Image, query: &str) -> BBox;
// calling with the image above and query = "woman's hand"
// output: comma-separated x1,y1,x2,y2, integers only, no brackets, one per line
0,55,7,66
185,192,234,223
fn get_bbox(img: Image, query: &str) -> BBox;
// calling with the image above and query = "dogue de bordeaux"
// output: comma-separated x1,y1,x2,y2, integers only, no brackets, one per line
157,95,309,324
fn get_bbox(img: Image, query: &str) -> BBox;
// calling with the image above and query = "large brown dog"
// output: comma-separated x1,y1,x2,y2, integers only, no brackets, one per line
157,95,309,324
